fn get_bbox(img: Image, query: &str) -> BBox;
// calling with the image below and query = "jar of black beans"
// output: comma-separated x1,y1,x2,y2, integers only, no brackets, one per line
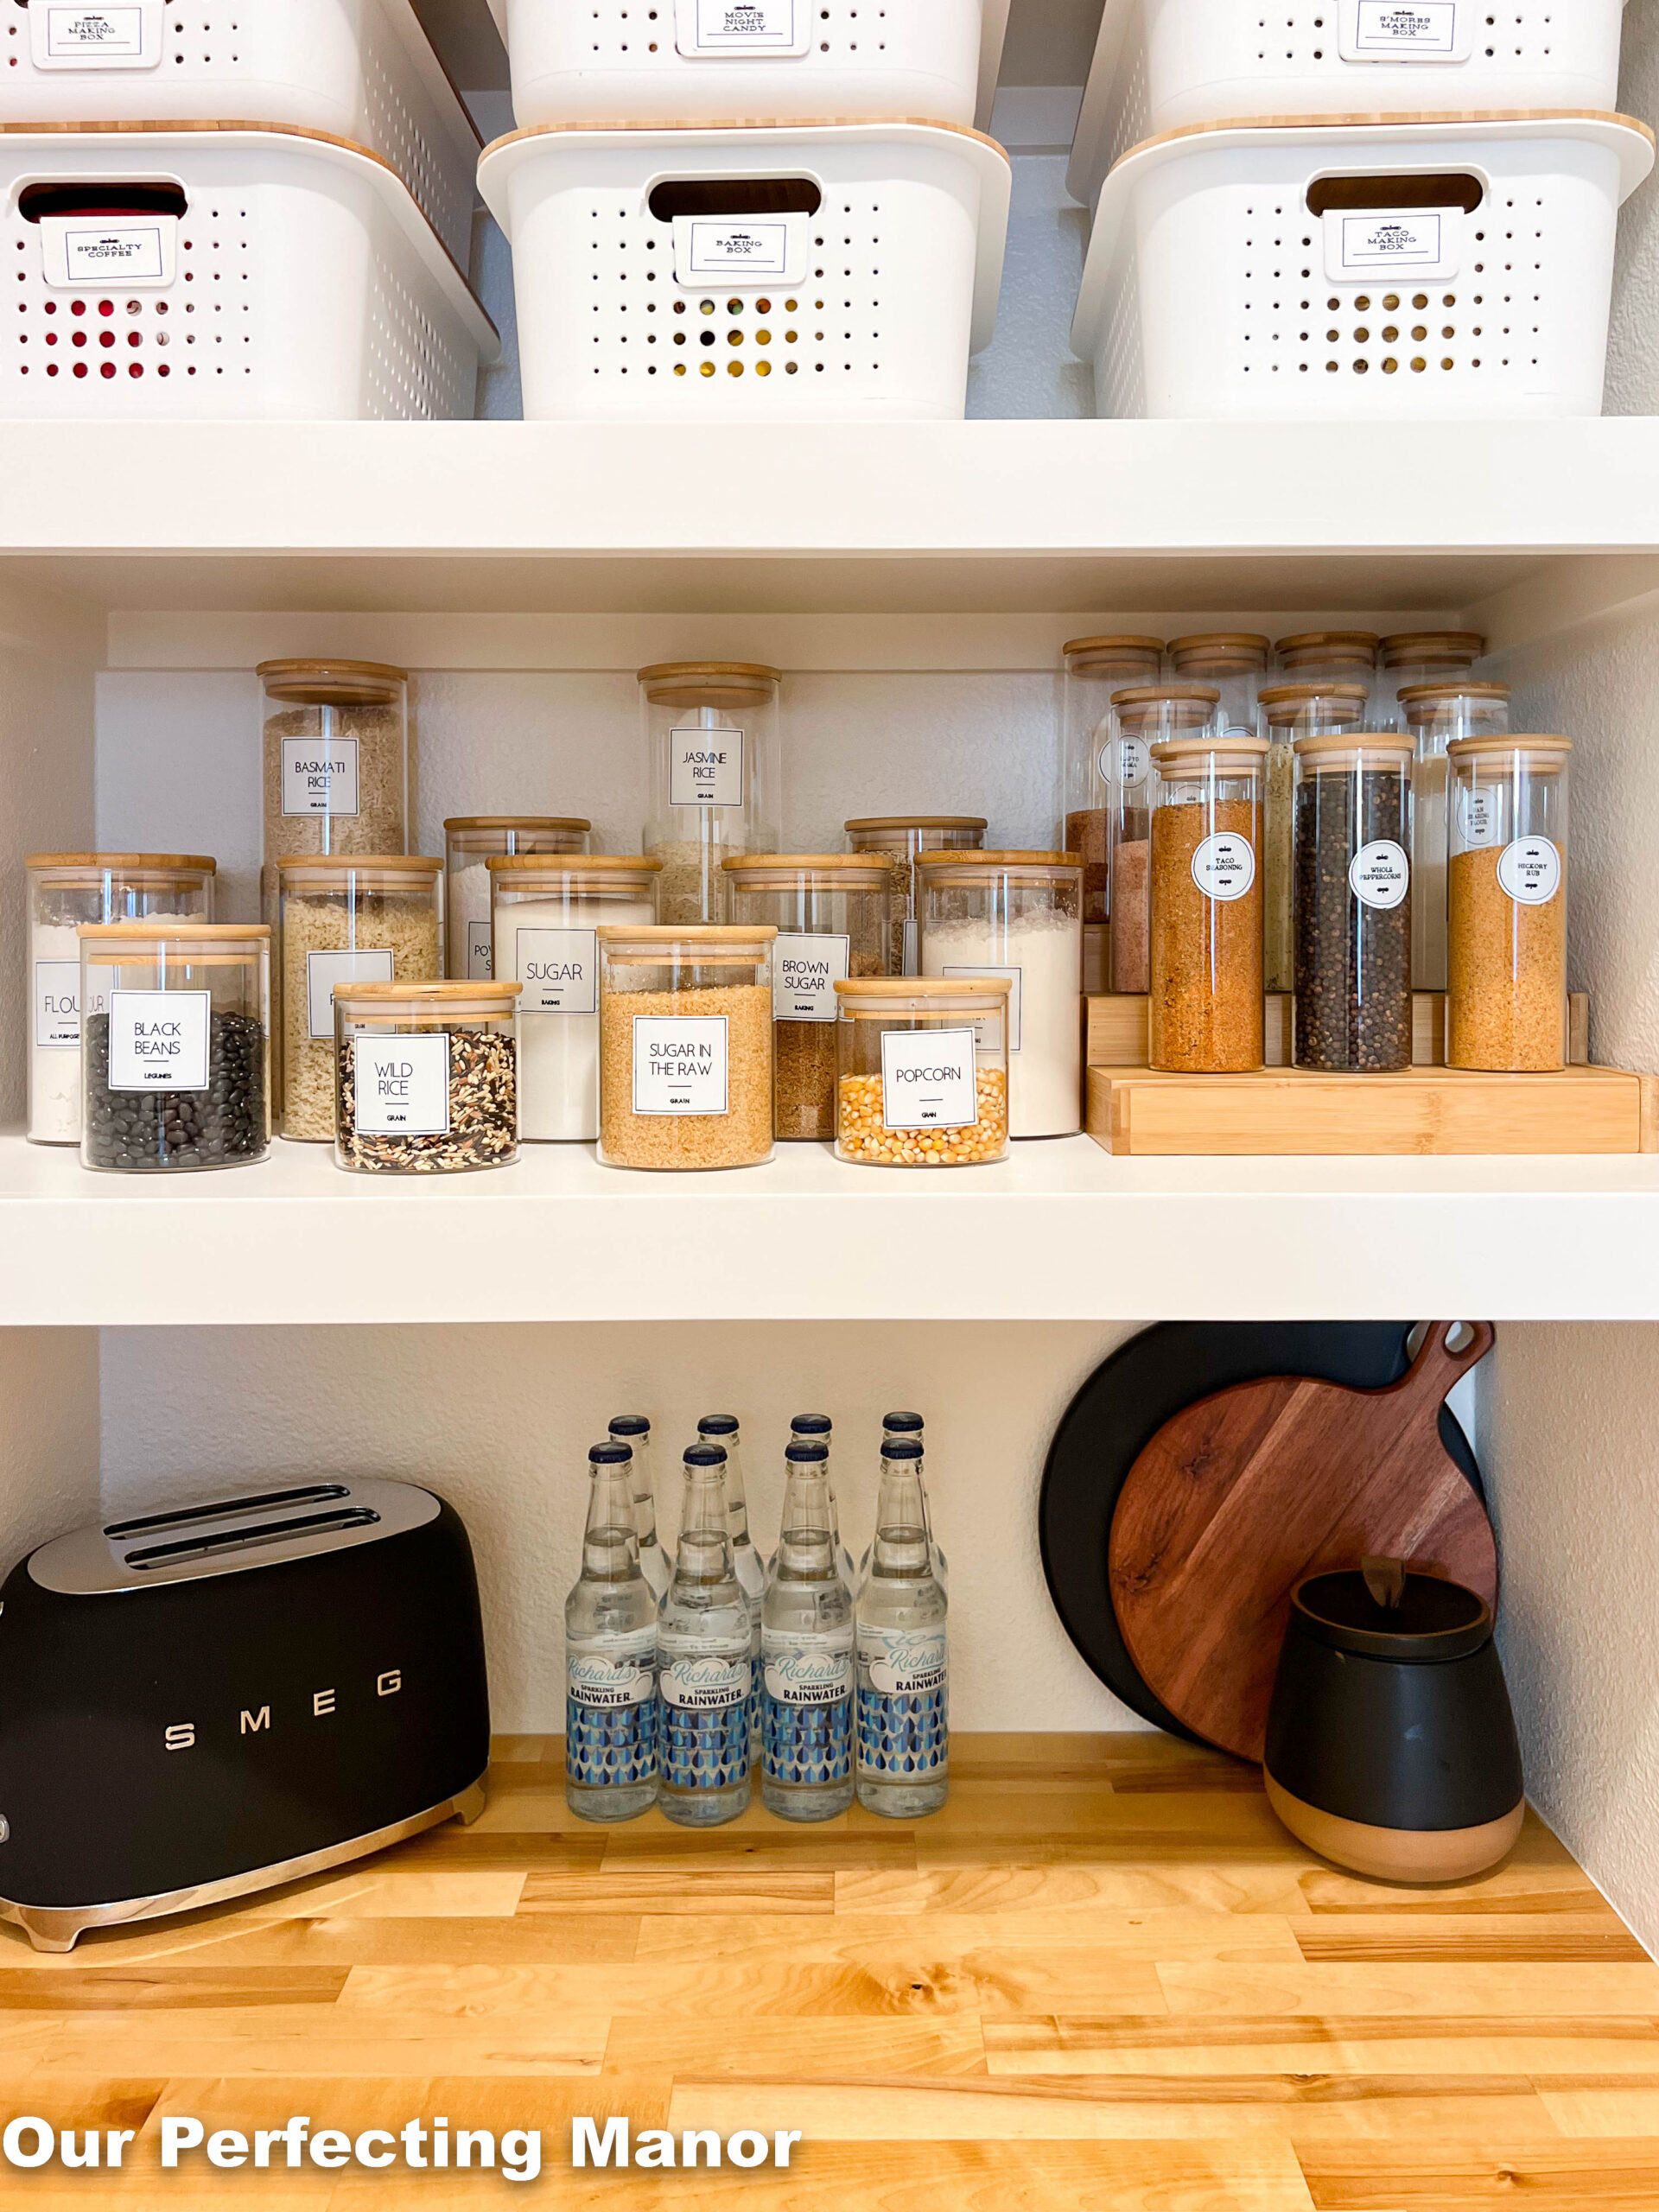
1292,734,1414,1073
78,923,271,1173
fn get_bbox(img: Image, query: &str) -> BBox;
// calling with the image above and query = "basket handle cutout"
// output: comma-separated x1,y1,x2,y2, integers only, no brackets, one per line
1306,172,1484,216
647,178,822,223
19,181,189,224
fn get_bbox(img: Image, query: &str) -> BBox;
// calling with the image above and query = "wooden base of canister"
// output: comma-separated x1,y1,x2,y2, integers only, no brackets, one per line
1265,1771,1525,1885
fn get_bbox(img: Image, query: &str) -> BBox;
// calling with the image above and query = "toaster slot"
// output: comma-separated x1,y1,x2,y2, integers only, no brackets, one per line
103,1484,352,1538
121,1505,380,1567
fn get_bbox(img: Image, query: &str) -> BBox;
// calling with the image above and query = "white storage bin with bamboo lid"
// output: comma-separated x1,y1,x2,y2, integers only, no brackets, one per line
0,0,483,263
1068,0,1632,207
1071,111,1655,420
476,120,1011,421
504,0,1011,133
0,124,497,420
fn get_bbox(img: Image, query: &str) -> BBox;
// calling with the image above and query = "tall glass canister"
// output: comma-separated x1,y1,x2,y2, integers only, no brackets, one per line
1106,686,1220,995
1148,734,1268,1073
259,660,410,862
1292,732,1414,1073
445,817,590,979
1378,630,1486,729
1399,683,1511,992
1446,736,1571,1072
1273,632,1382,698
1258,684,1370,998
640,662,780,924
1060,636,1164,927
844,816,988,976
1166,635,1270,736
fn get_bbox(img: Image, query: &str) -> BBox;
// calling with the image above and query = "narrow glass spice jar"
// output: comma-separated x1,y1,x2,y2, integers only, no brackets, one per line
1274,631,1382,695
28,853,215,1146
1060,637,1164,925
1377,629,1485,731
641,662,781,924
334,978,520,1173
1399,683,1511,993
725,854,894,1141
1292,731,1414,1073
833,976,1011,1167
595,925,777,1170
1148,733,1268,1073
445,817,590,979
1259,684,1372,999
79,922,270,1174
1446,735,1571,1073
844,815,988,976
1106,687,1220,994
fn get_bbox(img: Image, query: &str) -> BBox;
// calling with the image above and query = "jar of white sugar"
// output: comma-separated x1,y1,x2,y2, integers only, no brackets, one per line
27,852,216,1145
445,817,591,980
489,855,662,1141
917,851,1084,1139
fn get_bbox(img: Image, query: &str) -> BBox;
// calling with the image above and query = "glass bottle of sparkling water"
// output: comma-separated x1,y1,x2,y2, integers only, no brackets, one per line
855,1435,949,1819
658,1443,752,1827
860,1411,948,1592
697,1414,764,1758
762,1439,855,1821
565,1440,658,1823
789,1414,859,1591
609,1414,670,1604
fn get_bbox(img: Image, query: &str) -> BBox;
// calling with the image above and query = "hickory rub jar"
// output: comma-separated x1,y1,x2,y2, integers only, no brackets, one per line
1446,736,1571,1073
1148,733,1267,1073
833,976,1011,1167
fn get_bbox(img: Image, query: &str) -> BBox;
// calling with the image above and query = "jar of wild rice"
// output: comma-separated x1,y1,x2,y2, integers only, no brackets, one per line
833,976,1011,1167
595,925,776,1170
79,922,270,1173
1292,732,1414,1073
333,979,521,1173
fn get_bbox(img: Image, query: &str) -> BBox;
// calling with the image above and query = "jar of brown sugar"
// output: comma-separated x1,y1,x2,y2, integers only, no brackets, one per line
1148,732,1268,1073
724,855,893,1141
844,815,987,976
1399,683,1511,992
596,925,776,1169
1107,686,1220,995
1446,736,1571,1073
1060,637,1164,925
833,976,1011,1167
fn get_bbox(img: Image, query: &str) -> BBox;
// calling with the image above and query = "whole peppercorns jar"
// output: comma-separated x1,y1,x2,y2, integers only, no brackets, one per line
1292,731,1414,1073
77,922,270,1174
833,976,1011,1167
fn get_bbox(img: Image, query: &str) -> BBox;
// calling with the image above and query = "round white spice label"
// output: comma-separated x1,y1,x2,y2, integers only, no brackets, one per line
1349,839,1410,910
1191,831,1255,902
1103,734,1150,788
1497,836,1562,906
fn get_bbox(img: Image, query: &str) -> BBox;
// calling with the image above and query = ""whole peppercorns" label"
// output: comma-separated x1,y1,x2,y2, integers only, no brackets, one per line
1497,836,1562,907
1349,839,1410,911
1191,831,1256,903
107,988,209,1091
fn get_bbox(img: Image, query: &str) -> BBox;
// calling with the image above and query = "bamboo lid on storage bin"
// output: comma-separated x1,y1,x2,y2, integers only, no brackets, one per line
1293,729,1414,761
845,814,988,832
257,659,406,707
1167,632,1270,674
1274,632,1379,671
833,975,1012,996
914,849,1082,869
488,854,662,873
276,855,442,882
445,816,592,832
1112,684,1220,729
1150,732,1271,766
333,979,523,1010
1397,681,1511,711
1063,635,1164,674
1446,733,1573,767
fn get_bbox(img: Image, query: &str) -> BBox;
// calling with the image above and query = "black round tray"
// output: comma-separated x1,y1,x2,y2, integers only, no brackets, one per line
1038,1322,1486,1746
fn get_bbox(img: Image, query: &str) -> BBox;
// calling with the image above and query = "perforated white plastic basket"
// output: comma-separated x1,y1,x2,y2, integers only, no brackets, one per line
1069,0,1630,206
1,124,497,419
478,120,1010,420
1071,112,1654,422
505,0,1010,132
0,0,481,262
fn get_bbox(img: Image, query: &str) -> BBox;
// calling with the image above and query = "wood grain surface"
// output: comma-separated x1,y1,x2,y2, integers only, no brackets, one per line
1,1733,1654,2209
1111,1321,1500,1762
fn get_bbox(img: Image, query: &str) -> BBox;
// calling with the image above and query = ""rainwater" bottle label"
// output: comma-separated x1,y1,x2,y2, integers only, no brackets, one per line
763,1630,853,1785
567,1628,658,1790
855,1624,947,1777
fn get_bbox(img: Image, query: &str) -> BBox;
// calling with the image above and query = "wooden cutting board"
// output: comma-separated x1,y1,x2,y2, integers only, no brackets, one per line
1109,1320,1498,1763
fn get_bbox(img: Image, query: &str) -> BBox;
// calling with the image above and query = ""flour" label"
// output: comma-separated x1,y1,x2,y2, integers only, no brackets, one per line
1342,0,1468,60
306,949,394,1039
878,1026,976,1132
107,988,208,1091
282,734,359,817
34,959,81,1049
774,931,849,1023
1191,831,1256,902
668,726,744,810
1497,836,1562,906
632,1014,729,1115
353,1031,449,1136
516,926,597,1015
1349,839,1410,911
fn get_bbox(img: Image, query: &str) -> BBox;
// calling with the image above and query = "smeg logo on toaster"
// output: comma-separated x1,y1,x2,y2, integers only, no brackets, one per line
162,1668,404,1752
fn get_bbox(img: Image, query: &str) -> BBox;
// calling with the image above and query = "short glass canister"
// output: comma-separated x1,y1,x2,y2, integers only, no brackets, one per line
595,925,777,1169
1147,732,1268,1073
833,976,1012,1167
333,979,521,1173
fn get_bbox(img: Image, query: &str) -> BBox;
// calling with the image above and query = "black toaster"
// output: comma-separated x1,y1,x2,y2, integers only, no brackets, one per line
0,1479,490,1951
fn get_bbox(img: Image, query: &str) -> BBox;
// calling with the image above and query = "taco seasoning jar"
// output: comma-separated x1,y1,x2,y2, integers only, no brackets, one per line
334,979,520,1173
834,976,1011,1167
1399,683,1511,992
1292,732,1414,1073
490,855,662,1142
1148,734,1268,1073
27,852,216,1146
1258,684,1370,997
641,663,781,924
1108,687,1220,995
445,817,590,979
844,816,988,976
260,660,410,862
1446,736,1571,1073
79,922,270,1173
724,855,893,1141
596,925,776,1170
917,850,1083,1138
1061,637,1164,925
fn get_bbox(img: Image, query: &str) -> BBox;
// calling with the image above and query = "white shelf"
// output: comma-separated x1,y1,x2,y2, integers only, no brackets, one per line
5,420,1659,628
9,1135,1659,1325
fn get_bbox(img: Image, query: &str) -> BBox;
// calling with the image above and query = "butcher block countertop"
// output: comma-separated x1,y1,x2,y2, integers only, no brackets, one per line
4,1733,1659,2209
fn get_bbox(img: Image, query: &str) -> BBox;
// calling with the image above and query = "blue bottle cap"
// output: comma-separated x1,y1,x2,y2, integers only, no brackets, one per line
791,1414,832,1435
590,1440,633,1465
785,1440,830,1463
882,1411,925,1433
684,1443,728,1466
881,1438,924,1461
608,1414,651,1437
697,1414,740,1436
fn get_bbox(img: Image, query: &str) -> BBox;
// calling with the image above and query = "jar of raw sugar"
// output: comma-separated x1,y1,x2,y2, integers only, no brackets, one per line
833,976,1011,1167
334,979,521,1173
1446,736,1571,1074
446,817,591,979
917,850,1083,1138
595,925,777,1170
490,855,662,1141
641,662,781,924
1060,637,1164,925
27,852,215,1145
79,922,269,1173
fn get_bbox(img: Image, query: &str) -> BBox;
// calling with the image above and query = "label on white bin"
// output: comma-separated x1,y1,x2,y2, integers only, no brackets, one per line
677,0,807,54
878,1026,977,1132
31,1,162,68
1497,836,1561,906
353,1031,450,1136
632,1014,729,1115
1191,832,1256,902
677,218,796,283
107,988,209,1091
1326,206,1462,283
1349,840,1410,910
1341,0,1469,60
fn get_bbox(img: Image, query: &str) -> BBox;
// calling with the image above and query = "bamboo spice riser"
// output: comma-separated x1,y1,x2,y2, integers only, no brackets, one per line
1085,1064,1658,1156
1085,992,1591,1071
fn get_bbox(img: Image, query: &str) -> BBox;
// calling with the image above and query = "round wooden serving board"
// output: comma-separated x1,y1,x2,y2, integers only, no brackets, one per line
1109,1320,1499,1763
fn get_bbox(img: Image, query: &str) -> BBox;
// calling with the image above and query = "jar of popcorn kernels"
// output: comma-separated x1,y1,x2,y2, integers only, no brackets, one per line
832,976,1010,1168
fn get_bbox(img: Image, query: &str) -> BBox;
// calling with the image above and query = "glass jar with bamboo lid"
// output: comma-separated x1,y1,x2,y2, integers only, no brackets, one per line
1292,730,1414,1073
843,815,988,976
1060,637,1164,925
641,663,781,925
1166,635,1270,736
1148,732,1268,1074
1378,630,1486,729
445,817,591,979
1106,685,1221,995
596,924,777,1170
1273,632,1381,695
1398,683,1511,992
1446,735,1571,1073
723,855,894,1141
334,978,522,1173
833,976,1011,1167
259,659,410,863
1258,683,1371,996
